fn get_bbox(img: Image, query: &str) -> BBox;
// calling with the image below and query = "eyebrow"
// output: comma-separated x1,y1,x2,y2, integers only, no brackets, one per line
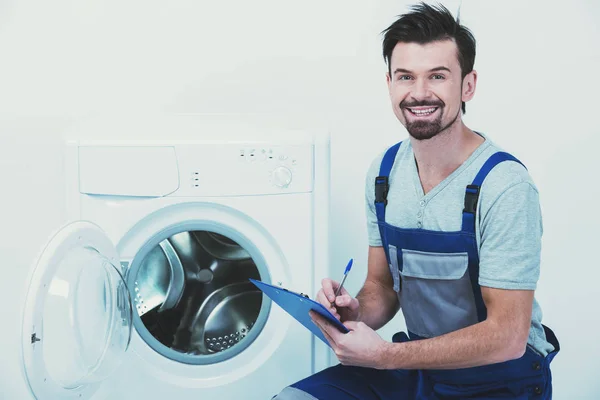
393,67,452,74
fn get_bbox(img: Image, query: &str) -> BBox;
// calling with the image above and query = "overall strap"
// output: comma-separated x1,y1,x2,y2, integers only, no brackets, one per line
462,152,527,324
374,141,402,264
461,152,527,234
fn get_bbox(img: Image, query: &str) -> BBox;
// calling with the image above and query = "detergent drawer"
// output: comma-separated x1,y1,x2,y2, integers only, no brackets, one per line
78,146,179,197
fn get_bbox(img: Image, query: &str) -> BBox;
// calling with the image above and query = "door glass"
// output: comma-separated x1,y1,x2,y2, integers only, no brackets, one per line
42,246,132,389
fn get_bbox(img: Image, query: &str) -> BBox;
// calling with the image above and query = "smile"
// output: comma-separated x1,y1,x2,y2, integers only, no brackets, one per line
406,107,439,117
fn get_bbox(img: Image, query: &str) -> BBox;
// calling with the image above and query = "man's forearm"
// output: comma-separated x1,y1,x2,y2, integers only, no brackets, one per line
380,318,525,370
355,280,399,330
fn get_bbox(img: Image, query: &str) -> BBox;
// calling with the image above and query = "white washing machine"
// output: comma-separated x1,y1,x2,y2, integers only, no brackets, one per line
17,116,330,399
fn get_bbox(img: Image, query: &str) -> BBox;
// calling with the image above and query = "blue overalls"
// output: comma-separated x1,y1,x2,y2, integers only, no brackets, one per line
291,142,560,399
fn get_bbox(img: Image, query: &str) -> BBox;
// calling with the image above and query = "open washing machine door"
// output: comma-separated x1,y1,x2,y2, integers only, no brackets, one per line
21,221,133,400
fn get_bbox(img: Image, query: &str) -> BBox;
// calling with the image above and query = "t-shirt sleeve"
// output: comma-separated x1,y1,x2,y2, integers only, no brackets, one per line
478,181,543,290
365,153,385,247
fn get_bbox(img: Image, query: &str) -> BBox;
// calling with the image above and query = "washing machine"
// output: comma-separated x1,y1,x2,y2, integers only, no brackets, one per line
18,116,330,399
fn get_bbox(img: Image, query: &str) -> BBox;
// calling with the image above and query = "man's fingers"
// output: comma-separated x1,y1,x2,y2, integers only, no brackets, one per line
325,303,340,319
310,311,337,345
335,294,352,307
348,297,360,311
321,278,337,302
343,321,359,331
316,290,328,306
335,295,359,313
317,290,339,317
318,322,336,345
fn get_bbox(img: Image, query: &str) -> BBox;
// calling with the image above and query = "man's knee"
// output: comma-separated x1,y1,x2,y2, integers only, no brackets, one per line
271,386,319,400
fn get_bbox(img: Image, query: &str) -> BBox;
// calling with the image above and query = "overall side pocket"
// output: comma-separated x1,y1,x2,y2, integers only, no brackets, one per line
388,244,401,292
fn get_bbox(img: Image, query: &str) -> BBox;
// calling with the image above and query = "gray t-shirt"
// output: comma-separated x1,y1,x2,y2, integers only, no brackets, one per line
364,134,554,356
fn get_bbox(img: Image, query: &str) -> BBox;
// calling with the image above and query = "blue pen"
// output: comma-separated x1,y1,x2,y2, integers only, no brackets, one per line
333,258,353,299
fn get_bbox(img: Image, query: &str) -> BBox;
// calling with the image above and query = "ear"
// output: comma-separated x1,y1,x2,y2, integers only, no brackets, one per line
386,72,392,94
462,70,477,103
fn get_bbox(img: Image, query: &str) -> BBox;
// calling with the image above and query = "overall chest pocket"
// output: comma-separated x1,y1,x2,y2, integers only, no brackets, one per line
398,249,478,338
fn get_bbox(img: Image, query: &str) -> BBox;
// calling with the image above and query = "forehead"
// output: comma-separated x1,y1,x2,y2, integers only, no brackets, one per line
389,39,460,72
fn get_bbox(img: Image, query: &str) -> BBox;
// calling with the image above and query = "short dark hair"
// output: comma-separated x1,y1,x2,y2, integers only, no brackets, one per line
381,2,476,113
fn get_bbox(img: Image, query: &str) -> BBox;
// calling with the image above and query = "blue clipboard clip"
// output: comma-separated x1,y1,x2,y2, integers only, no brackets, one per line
249,279,349,347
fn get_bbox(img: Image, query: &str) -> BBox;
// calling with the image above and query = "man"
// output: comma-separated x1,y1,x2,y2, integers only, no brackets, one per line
274,2,559,399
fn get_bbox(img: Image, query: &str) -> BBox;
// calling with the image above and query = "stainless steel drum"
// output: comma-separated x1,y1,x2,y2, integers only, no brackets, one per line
135,230,263,356
193,231,251,261
166,231,262,355
133,240,185,316
191,281,261,353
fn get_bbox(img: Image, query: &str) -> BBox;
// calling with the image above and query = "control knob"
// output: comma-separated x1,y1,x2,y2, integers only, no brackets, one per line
271,166,292,188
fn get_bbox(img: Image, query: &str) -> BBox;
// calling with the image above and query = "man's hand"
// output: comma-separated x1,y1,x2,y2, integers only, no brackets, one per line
316,278,360,322
309,310,389,369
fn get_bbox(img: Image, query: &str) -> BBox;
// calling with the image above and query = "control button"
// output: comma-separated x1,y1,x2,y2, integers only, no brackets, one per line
419,200,426,207
271,166,293,188
278,155,288,161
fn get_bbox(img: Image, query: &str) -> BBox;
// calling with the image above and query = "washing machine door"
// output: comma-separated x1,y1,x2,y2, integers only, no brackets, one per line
22,221,133,399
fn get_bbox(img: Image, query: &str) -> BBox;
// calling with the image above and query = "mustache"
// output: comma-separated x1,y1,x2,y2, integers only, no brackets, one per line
400,100,444,109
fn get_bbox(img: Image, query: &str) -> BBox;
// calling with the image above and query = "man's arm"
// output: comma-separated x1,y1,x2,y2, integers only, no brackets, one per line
355,246,400,331
379,286,533,369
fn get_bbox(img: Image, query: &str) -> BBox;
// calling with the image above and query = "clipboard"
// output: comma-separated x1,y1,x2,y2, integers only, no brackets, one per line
249,279,349,347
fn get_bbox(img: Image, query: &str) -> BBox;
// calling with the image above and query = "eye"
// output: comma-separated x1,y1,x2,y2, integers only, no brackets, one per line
431,74,445,80
397,75,413,81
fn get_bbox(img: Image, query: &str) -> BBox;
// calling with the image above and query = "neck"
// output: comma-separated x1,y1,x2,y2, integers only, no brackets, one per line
409,120,483,191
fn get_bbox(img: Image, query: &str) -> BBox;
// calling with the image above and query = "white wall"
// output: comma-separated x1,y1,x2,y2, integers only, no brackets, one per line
0,0,598,398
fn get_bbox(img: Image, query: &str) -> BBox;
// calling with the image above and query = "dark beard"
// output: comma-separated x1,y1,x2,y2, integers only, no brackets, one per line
404,106,461,141
406,112,443,140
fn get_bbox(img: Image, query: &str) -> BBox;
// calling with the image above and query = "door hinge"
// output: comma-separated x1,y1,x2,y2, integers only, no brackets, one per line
31,333,41,344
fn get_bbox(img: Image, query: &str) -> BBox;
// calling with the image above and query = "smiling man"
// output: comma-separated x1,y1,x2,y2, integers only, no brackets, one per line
272,2,559,399
393,47,462,141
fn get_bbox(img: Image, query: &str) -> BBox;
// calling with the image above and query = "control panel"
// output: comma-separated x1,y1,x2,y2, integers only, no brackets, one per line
236,147,300,189
177,142,313,197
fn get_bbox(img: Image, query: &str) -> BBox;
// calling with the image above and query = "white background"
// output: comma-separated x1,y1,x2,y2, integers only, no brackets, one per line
0,0,598,398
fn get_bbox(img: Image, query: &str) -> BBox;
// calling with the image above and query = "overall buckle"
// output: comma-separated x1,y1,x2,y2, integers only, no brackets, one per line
464,184,480,214
375,176,389,205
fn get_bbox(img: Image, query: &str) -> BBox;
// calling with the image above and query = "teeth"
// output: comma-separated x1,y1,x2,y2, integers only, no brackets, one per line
409,107,436,115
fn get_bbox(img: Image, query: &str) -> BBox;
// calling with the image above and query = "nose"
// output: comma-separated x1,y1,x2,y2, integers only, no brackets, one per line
411,77,432,100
